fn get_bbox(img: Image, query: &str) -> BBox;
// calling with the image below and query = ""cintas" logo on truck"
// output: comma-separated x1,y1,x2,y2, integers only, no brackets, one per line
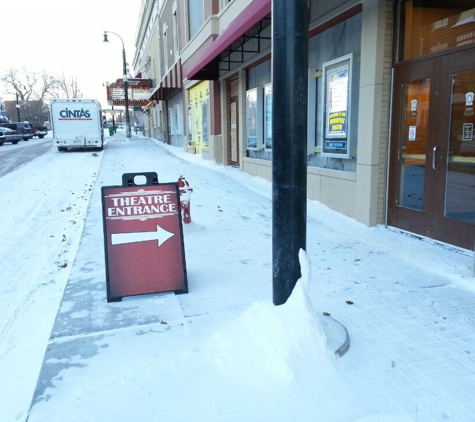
58,108,92,120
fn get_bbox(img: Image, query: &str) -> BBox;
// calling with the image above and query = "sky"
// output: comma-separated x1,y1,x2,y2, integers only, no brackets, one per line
1,0,141,106
1,131,475,421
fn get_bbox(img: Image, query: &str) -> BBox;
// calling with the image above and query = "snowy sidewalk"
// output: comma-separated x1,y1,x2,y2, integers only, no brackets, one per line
26,134,475,422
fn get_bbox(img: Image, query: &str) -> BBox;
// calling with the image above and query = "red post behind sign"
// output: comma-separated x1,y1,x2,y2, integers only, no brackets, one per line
101,178,188,302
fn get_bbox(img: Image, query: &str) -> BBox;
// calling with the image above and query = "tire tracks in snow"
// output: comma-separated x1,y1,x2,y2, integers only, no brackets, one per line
0,147,103,356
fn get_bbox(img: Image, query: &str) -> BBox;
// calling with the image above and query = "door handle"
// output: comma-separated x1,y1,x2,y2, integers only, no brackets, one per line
432,146,442,171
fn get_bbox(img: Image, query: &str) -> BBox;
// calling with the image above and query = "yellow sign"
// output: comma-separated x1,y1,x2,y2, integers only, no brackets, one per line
188,81,209,154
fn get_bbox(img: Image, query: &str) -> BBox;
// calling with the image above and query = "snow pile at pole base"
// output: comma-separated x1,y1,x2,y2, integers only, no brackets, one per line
207,249,335,390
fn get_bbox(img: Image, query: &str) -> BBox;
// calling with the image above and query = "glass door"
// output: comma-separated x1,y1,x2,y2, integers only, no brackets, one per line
388,49,475,250
395,78,430,213
229,78,239,166
444,68,475,224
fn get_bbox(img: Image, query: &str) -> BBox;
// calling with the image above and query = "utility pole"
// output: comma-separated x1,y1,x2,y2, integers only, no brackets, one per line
16,92,21,121
103,31,132,138
272,0,309,305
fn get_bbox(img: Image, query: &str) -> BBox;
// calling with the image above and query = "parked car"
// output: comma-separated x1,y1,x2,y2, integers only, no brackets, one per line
0,127,23,145
0,122,33,141
32,125,48,138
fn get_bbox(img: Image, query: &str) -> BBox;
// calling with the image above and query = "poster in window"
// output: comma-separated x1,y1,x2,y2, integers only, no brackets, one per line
322,54,352,158
246,88,257,149
264,83,272,149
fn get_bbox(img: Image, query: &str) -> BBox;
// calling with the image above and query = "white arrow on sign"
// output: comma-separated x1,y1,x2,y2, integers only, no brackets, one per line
111,224,175,247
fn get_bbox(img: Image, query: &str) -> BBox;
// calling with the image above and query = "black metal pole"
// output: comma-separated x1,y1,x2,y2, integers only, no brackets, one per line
272,0,309,305
104,31,131,138
16,92,21,121
122,47,132,138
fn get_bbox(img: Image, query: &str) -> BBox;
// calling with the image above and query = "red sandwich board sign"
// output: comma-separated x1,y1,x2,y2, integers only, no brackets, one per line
101,172,188,302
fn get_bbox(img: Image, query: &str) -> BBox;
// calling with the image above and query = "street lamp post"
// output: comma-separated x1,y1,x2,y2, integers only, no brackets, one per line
16,92,21,121
103,30,132,138
104,82,116,131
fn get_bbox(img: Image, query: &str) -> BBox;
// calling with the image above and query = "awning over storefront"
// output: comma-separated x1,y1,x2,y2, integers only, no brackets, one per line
150,59,182,102
187,0,271,80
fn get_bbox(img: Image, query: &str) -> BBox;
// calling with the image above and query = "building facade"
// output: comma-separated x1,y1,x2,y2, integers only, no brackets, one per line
133,0,475,251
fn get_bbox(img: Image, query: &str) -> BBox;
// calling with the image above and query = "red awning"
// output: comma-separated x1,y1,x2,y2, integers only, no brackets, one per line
149,59,182,102
187,0,271,80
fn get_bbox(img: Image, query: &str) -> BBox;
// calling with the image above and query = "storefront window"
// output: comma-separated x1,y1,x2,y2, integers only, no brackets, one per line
246,88,258,149
245,61,271,156
168,108,172,135
188,81,209,153
201,99,208,145
307,13,361,172
264,83,272,149
174,105,179,134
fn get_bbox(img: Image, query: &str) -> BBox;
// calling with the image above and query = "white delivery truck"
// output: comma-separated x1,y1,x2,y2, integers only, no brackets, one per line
50,98,104,152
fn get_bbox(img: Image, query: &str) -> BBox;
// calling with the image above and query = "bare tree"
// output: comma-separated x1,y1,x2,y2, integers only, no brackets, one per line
38,72,61,101
1,68,84,124
1,68,83,101
49,72,84,99
1,68,39,101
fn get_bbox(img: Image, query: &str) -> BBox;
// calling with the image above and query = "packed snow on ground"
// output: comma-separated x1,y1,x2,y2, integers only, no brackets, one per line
0,134,101,421
1,130,474,422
